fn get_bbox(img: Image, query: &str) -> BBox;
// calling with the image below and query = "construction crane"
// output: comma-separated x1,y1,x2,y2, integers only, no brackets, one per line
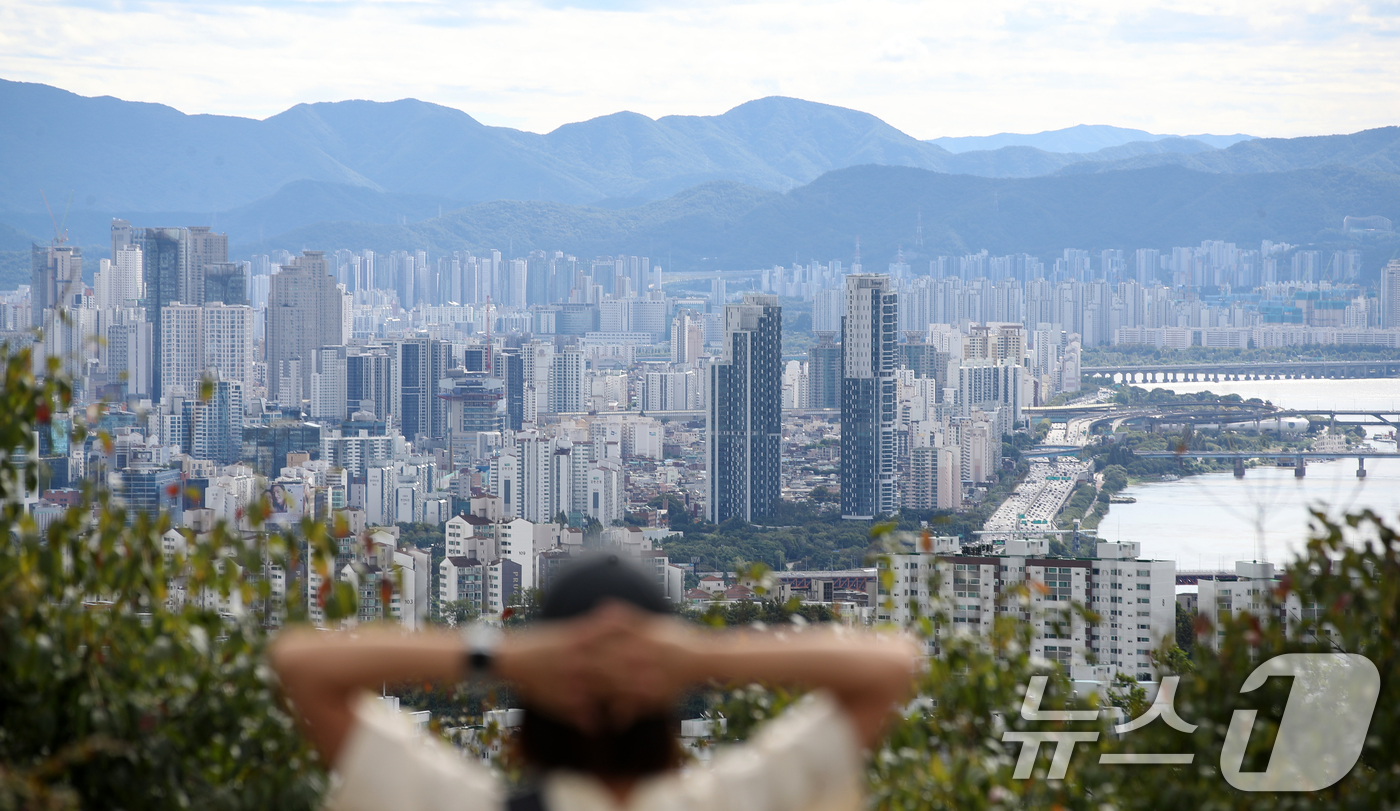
41,190,73,247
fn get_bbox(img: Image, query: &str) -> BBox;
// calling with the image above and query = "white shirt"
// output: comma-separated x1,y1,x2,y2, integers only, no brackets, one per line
328,692,864,811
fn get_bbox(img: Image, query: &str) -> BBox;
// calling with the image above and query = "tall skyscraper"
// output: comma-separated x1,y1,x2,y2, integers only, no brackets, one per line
807,331,842,409
202,262,248,306
346,346,394,420
267,251,345,405
496,349,525,431
133,225,197,399
392,335,452,443
706,293,782,523
186,377,245,465
1382,261,1400,329
29,244,84,378
840,275,898,520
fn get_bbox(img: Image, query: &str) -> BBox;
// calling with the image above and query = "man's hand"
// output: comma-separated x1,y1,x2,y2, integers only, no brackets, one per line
499,602,700,731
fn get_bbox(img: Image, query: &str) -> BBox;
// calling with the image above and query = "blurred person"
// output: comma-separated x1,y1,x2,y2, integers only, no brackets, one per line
270,554,919,811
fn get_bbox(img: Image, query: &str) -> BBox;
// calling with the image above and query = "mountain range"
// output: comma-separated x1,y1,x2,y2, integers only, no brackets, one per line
230,164,1400,277
1,77,1398,279
927,124,1253,154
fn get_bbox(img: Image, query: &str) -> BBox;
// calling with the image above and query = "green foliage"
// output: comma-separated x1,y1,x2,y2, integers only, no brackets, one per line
709,513,1400,810
680,598,835,628
1175,602,1196,657
8,333,1400,809
394,521,444,552
1058,483,1099,527
0,342,326,808
1101,464,1129,494
1107,673,1150,719
1088,510,1400,809
438,598,480,627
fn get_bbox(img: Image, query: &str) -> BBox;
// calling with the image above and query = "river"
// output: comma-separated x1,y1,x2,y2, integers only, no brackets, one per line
1095,377,1400,567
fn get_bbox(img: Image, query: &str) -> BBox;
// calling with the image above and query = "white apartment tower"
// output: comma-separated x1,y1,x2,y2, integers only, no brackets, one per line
879,539,1175,681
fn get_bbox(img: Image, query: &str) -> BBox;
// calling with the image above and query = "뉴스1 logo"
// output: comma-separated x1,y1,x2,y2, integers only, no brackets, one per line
1002,653,1381,791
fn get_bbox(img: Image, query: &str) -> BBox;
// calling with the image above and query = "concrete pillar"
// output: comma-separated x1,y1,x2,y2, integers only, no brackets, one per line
1295,457,1306,478
1234,458,1246,478
1358,458,1367,479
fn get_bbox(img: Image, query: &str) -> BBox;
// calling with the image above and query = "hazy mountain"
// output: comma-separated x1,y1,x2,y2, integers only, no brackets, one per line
937,138,1218,180
1060,127,1400,176
929,124,1253,154
5,76,1395,255
0,79,958,214
0,220,38,252
232,164,1400,277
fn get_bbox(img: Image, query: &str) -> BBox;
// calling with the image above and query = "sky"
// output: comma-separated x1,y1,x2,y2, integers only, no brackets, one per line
1,0,1398,139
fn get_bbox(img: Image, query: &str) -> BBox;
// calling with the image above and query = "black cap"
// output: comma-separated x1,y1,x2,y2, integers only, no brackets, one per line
541,553,669,619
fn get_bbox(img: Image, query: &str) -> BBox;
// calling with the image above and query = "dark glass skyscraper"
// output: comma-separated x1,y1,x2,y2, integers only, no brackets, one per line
135,227,188,401
840,275,898,519
807,331,842,409
496,349,525,431
706,294,782,524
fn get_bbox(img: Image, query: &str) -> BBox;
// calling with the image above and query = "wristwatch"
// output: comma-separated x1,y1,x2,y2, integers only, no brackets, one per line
462,623,502,679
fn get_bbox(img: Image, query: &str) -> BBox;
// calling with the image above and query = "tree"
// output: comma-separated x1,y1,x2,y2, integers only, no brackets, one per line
0,343,327,808
1174,601,1196,655
438,598,481,627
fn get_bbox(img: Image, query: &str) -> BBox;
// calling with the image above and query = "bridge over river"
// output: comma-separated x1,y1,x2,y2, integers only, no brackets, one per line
1134,450,1397,478
1084,359,1400,384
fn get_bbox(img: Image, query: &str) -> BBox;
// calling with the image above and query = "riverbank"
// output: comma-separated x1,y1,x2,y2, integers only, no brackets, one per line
1088,377,1400,563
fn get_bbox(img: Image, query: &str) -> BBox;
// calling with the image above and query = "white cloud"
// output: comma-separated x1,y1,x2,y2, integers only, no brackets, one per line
0,0,1396,138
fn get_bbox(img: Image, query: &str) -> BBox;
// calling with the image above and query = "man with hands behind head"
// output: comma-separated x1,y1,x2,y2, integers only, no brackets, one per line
271,554,920,811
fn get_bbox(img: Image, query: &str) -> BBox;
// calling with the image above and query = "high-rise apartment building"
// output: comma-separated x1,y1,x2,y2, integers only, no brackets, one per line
966,323,1026,364
310,346,349,422
496,349,525,431
807,331,842,409
267,251,345,405
903,445,959,510
160,303,206,396
134,226,188,400
159,302,255,398
30,244,85,378
671,309,705,366
840,275,899,519
1382,260,1400,329
95,244,143,310
548,349,585,414
392,335,453,444
346,345,394,420
202,262,248,306
186,377,245,465
201,303,255,389
880,539,1175,679
706,294,782,523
